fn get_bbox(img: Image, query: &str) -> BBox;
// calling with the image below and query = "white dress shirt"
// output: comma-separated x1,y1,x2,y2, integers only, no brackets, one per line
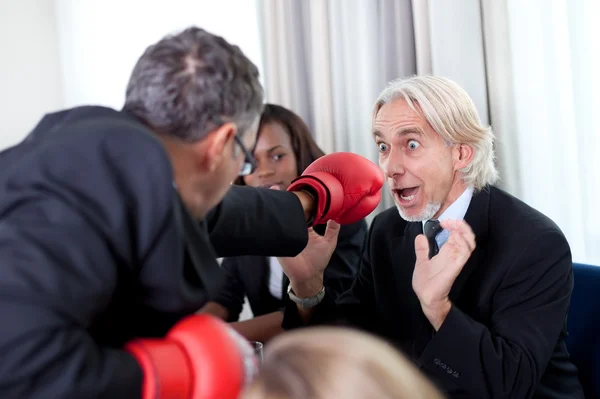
268,257,284,299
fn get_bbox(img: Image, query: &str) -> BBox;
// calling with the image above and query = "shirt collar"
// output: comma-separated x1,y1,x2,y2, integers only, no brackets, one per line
422,186,474,247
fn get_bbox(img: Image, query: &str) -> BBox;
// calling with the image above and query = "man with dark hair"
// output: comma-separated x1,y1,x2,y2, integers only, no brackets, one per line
123,27,263,144
0,27,384,398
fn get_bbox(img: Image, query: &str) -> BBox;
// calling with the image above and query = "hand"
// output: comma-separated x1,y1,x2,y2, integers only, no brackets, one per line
277,220,341,297
412,220,476,330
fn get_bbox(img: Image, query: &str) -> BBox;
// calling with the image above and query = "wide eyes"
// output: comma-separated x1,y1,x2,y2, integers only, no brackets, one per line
408,140,420,150
377,140,420,153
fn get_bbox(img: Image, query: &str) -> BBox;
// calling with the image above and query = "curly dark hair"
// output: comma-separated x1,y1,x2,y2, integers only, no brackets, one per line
123,26,264,141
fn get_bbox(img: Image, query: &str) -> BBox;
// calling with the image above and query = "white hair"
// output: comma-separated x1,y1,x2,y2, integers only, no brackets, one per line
373,75,499,191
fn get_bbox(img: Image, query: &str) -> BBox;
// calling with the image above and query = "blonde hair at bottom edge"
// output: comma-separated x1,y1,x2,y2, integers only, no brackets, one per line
240,326,445,399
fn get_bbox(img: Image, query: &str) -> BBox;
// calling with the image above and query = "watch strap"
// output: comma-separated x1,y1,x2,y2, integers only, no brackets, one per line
287,285,326,309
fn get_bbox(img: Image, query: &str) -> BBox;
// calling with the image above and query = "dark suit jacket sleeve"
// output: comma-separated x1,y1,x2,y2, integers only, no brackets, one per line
207,185,308,258
419,230,574,398
0,123,175,398
322,220,367,299
212,258,246,322
282,217,377,330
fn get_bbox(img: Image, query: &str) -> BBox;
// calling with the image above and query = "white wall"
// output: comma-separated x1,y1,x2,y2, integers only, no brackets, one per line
0,0,64,150
0,0,266,150
54,0,265,110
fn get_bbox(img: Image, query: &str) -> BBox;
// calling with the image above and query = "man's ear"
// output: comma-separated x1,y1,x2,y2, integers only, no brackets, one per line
454,143,474,170
201,122,238,172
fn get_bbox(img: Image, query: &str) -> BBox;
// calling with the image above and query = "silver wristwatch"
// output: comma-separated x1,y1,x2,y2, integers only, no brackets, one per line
287,285,326,309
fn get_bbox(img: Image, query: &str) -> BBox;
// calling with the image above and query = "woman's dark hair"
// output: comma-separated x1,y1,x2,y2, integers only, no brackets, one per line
234,104,325,185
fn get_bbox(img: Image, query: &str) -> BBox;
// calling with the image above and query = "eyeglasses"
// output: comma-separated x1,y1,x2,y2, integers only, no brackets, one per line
234,134,257,176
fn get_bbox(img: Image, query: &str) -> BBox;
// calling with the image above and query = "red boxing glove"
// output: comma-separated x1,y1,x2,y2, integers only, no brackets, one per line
288,152,384,225
125,315,258,399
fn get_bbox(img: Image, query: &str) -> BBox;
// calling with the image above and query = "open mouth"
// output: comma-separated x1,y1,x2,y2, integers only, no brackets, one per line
393,186,420,204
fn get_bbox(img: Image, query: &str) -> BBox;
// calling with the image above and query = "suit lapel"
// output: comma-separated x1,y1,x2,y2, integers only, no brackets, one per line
391,221,423,292
241,255,270,300
389,188,491,305
391,221,436,360
391,223,425,313
388,188,491,361
448,187,490,302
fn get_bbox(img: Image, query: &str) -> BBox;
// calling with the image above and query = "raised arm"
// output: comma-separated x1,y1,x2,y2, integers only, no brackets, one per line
281,216,379,330
206,186,312,258
220,220,371,344
208,151,384,260
418,230,575,398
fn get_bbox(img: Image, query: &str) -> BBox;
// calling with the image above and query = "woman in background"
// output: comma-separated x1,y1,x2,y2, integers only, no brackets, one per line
241,327,445,399
200,104,367,342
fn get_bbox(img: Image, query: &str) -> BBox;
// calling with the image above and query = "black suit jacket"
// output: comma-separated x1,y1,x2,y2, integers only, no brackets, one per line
0,106,311,398
283,186,584,398
214,220,367,321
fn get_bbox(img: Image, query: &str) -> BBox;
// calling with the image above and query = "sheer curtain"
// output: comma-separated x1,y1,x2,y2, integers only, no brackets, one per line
258,0,492,217
483,0,600,265
258,0,599,265
258,0,417,215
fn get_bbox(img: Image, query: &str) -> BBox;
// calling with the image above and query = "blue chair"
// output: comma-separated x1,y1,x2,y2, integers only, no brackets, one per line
566,262,600,398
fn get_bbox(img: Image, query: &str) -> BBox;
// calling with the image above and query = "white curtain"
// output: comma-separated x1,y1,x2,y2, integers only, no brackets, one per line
258,0,493,217
258,0,416,215
413,0,490,125
483,0,600,265
258,0,599,265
